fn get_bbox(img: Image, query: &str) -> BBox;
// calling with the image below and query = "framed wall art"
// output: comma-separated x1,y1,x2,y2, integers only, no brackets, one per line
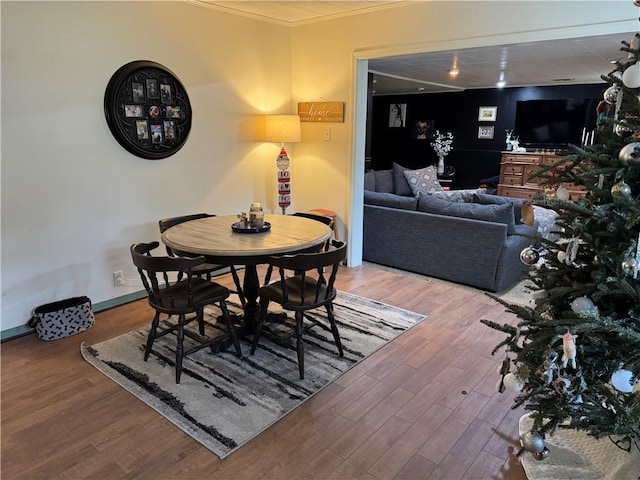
104,60,192,160
478,126,495,139
478,106,497,122
388,103,407,128
413,119,434,139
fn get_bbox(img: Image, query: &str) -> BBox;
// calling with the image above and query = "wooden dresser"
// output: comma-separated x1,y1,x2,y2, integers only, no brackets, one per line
496,151,586,201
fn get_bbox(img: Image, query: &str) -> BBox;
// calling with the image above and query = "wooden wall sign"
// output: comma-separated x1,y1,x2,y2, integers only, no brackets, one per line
297,102,344,123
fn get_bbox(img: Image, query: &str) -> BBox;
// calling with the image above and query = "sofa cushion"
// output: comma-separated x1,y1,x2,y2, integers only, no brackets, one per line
364,171,375,191
473,192,523,224
431,188,487,203
364,190,418,210
393,163,413,196
403,165,443,196
374,169,394,193
418,193,516,234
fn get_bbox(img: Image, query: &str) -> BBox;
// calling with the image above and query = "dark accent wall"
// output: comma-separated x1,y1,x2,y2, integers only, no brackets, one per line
368,84,606,189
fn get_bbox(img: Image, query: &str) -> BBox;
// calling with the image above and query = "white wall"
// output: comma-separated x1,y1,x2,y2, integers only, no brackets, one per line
2,0,637,333
1,1,292,331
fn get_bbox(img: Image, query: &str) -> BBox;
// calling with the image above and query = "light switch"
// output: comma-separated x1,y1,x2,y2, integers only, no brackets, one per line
324,128,331,141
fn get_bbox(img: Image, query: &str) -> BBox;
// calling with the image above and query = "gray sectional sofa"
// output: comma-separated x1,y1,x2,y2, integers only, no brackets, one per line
363,165,539,292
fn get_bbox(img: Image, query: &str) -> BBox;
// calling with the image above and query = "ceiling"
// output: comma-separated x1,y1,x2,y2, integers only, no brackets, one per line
188,1,634,96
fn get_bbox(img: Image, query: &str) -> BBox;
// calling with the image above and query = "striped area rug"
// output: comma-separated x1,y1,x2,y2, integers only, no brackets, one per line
81,291,426,458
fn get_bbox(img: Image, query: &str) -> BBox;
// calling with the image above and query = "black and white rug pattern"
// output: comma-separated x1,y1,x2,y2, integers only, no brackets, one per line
81,291,426,458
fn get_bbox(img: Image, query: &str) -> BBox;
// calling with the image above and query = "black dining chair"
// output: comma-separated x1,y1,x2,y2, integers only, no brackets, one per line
130,241,242,384
263,211,335,286
251,240,347,379
159,213,246,307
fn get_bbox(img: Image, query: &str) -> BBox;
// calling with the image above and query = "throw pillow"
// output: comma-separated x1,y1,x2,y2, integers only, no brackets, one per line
373,169,394,193
364,190,418,210
473,192,523,224
392,163,413,196
364,171,375,191
432,188,488,203
417,193,516,234
403,165,443,196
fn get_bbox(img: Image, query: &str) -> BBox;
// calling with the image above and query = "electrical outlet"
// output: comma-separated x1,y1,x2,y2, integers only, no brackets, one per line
113,271,124,286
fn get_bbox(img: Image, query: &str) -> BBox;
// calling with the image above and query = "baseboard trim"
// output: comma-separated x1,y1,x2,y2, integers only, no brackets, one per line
0,267,243,343
1,290,147,343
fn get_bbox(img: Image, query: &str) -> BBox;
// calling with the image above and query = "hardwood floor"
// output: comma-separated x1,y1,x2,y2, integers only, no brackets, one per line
1,265,529,479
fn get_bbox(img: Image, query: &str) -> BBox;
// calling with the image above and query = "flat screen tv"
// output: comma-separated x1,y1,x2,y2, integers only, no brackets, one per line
513,98,599,148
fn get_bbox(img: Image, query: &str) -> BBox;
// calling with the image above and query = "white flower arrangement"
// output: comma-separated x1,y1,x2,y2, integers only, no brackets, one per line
431,130,454,158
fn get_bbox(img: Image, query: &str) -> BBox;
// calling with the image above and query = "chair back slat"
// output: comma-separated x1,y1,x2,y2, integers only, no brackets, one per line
130,242,205,311
267,240,346,307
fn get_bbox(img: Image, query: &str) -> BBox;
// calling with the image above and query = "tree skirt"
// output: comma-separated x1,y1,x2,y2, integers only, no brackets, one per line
81,292,426,458
519,414,640,479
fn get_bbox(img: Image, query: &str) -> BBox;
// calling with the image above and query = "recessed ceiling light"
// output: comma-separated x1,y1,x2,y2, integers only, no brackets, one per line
496,81,506,88
417,87,425,92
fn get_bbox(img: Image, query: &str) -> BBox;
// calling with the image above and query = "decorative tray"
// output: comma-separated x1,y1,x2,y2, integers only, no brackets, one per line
231,221,271,234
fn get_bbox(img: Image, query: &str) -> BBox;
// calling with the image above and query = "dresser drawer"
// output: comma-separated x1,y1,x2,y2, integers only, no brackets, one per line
501,164,524,175
502,154,542,164
502,174,522,186
497,185,540,200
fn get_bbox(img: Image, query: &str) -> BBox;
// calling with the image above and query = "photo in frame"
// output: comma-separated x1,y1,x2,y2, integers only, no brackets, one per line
413,119,434,139
389,103,407,127
478,106,497,122
478,126,495,139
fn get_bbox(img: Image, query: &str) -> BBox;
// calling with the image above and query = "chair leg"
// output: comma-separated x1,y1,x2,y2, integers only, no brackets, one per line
230,266,246,307
251,300,269,355
326,304,343,357
176,314,186,384
197,306,205,336
295,311,305,379
144,311,161,361
220,301,242,358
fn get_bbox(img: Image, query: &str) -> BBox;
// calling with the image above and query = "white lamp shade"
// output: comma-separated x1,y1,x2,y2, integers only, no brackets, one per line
264,115,301,143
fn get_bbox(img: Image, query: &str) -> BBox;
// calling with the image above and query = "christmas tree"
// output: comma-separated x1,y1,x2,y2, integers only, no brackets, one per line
482,33,640,462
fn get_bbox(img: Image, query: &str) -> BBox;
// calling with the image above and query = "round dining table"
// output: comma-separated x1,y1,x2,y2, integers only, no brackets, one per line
161,213,332,332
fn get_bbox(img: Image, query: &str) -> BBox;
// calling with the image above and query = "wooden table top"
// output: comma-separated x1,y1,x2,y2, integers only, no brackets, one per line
161,214,332,259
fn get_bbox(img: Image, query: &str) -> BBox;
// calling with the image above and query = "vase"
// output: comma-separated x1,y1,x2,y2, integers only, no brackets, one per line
437,156,445,174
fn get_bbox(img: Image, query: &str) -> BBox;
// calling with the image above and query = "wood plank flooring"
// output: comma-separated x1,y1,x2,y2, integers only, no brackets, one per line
1,264,529,479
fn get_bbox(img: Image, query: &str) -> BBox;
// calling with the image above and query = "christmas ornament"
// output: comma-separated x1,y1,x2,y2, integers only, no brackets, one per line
555,185,570,201
503,372,524,392
536,350,558,384
557,250,566,263
560,331,578,369
565,237,580,265
532,447,550,461
611,369,635,393
552,376,572,394
611,181,631,198
520,246,540,265
571,296,596,315
622,62,640,89
618,142,640,164
496,356,511,393
614,120,632,137
520,432,546,454
603,85,619,103
622,257,635,275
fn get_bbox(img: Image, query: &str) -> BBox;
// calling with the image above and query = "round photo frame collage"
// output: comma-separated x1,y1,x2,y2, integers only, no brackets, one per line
104,60,192,160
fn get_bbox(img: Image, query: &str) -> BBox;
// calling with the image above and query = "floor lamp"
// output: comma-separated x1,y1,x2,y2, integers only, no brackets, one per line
264,115,302,214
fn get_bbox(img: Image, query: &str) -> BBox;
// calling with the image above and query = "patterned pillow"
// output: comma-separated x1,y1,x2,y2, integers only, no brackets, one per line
403,165,443,196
